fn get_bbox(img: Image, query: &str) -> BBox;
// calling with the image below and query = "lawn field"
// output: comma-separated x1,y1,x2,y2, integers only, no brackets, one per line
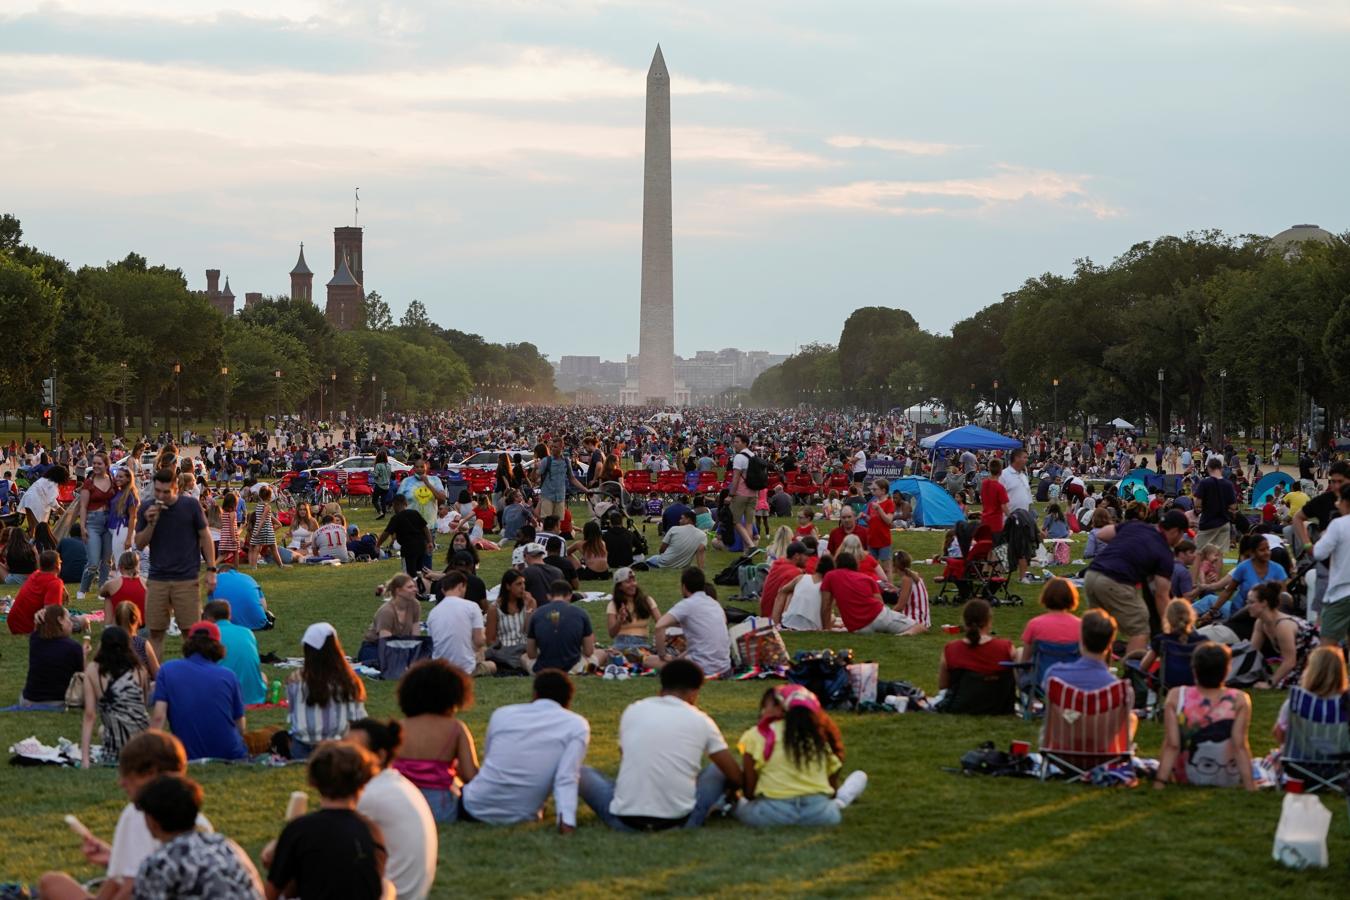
0,501,1345,898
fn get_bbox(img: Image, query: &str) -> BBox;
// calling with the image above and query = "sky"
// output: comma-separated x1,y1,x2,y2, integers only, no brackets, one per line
2,1,1348,361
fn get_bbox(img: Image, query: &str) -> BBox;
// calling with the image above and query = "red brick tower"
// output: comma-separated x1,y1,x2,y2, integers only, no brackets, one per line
289,243,313,302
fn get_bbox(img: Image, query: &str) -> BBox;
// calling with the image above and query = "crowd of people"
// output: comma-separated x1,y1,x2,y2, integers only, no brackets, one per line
5,403,1350,896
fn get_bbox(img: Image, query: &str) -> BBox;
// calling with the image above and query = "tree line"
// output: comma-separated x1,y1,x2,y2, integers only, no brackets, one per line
0,213,556,438
751,228,1350,444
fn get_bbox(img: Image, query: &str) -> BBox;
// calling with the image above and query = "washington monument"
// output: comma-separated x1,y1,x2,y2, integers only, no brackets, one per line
637,44,676,406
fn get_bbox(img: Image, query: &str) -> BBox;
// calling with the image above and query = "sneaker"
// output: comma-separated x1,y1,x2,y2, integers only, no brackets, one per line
834,770,868,808
76,591,87,601
602,664,621,681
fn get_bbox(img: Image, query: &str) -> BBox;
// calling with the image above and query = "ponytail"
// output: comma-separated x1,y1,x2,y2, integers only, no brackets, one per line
962,598,992,647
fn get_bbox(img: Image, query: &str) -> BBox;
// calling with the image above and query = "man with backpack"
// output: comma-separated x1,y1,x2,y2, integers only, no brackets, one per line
728,433,763,551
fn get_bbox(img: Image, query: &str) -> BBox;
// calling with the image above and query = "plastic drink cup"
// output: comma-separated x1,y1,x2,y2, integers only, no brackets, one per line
1010,740,1030,757
285,791,308,820
1285,777,1305,794
942,624,961,634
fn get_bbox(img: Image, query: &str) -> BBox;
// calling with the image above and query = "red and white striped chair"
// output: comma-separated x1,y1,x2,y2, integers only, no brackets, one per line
1039,676,1134,780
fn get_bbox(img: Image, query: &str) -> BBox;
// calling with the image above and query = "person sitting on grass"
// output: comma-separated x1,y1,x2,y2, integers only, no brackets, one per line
819,549,926,636
735,684,868,827
486,570,533,674
7,548,71,635
263,742,388,900
99,549,146,625
1248,582,1318,690
459,669,590,832
22,603,85,707
201,600,267,706
526,579,599,675
357,573,422,665
1043,609,1126,692
579,659,741,832
391,659,480,824
80,625,150,768
647,567,733,677
132,773,262,899
606,567,662,661
150,621,248,761
427,570,496,677
284,623,368,760
774,555,837,632
346,718,438,900
1014,577,1081,664
1155,641,1255,790
114,599,160,676
891,550,930,630
39,730,212,900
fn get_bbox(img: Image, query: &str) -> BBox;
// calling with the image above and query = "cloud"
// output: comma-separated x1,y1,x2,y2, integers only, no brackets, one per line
826,135,966,156
726,165,1121,219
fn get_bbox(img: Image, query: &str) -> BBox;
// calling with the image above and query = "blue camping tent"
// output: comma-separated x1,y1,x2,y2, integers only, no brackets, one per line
919,425,1022,452
888,476,965,527
1252,471,1295,506
1118,467,1152,502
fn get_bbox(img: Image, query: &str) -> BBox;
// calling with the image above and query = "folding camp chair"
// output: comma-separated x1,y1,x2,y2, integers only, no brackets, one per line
345,471,375,507
1281,687,1350,793
1125,637,1198,719
1039,677,1134,780
1004,640,1080,720
939,667,1017,716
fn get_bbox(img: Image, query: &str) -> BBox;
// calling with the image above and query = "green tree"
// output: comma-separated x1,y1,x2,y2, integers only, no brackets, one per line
361,290,392,331
0,254,62,433
400,299,431,330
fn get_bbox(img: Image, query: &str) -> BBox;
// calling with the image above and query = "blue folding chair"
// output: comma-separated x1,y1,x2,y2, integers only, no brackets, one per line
1282,688,1350,793
1004,640,1080,719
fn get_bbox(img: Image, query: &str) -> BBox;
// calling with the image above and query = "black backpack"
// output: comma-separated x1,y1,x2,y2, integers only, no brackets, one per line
741,451,768,491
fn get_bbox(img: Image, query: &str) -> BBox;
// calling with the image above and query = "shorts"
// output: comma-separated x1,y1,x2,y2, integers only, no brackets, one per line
870,546,893,562
858,606,915,635
1320,598,1350,645
539,497,567,521
1194,525,1229,553
729,494,756,525
1082,570,1148,640
145,578,202,632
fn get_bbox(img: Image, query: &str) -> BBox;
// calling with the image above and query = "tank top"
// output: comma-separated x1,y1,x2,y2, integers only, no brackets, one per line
84,475,116,511
392,724,461,791
110,578,147,621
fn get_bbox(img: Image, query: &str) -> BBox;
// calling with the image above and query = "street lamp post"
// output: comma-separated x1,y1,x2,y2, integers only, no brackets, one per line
1260,392,1266,451
1297,355,1305,449
118,362,128,439
1052,377,1059,431
1157,368,1164,448
328,372,336,427
370,374,377,420
172,361,182,442
992,379,999,428
1219,368,1227,450
274,369,282,430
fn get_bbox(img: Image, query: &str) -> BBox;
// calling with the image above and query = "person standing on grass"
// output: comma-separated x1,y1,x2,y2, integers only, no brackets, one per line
263,742,388,900
998,449,1036,584
377,494,434,579
579,659,741,831
727,433,760,551
135,468,217,661
1082,510,1187,655
398,456,446,569
537,436,588,523
1193,457,1237,553
864,477,895,581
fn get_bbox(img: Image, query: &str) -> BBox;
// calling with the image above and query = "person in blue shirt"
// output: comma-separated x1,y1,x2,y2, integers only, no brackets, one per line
202,599,268,706
58,526,89,585
150,621,248,760
1044,609,1125,693
1194,534,1288,620
208,563,269,630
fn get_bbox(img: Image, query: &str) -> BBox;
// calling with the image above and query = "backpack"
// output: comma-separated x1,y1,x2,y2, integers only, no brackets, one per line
788,649,855,709
714,552,761,587
737,562,770,600
740,451,768,491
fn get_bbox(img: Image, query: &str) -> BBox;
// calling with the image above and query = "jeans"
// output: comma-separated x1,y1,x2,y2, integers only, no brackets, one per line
579,763,725,831
418,787,460,823
735,793,841,828
81,509,111,593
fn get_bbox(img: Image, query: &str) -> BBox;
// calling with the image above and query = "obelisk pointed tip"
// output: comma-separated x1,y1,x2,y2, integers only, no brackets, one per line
648,44,667,78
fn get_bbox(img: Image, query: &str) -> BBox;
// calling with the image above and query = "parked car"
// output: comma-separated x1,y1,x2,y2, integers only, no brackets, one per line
307,454,412,479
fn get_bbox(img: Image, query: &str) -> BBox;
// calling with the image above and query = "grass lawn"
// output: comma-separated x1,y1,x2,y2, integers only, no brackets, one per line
0,501,1345,897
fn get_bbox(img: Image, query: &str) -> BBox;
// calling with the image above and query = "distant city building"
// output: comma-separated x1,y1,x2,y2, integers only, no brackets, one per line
555,348,787,403
290,243,313,302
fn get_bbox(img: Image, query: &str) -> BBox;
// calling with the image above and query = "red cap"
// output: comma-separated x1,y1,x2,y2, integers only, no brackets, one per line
187,621,221,642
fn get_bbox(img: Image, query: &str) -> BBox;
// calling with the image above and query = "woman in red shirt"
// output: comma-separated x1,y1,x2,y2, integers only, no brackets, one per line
864,478,895,580
938,598,1015,688
980,459,1009,536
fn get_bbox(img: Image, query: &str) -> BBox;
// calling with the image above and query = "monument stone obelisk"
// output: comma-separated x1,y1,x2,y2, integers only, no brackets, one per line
637,44,676,406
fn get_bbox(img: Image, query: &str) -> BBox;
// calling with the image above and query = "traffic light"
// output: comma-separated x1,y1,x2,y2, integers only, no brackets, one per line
42,377,54,406
42,408,52,425
1310,404,1326,434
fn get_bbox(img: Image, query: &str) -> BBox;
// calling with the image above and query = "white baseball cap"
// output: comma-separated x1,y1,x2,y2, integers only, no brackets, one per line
301,622,337,650
511,545,526,566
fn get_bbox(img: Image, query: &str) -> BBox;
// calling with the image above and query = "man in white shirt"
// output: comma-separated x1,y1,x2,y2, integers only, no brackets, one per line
580,659,741,831
459,670,591,832
998,448,1035,583
311,515,350,562
851,446,868,483
727,433,758,551
1312,483,1350,644
647,568,732,677
425,571,495,676
638,511,706,570
19,465,64,549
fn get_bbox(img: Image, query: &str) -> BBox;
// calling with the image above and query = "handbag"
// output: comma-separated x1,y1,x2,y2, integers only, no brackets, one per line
728,616,790,672
64,671,86,709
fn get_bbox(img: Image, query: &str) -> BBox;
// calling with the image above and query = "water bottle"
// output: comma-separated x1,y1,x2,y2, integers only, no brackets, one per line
268,679,283,705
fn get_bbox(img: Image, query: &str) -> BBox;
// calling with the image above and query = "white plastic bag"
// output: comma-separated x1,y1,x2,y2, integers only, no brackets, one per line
847,662,879,705
1272,793,1331,869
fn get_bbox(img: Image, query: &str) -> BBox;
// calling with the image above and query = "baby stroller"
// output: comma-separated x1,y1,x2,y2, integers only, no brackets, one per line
587,480,630,521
